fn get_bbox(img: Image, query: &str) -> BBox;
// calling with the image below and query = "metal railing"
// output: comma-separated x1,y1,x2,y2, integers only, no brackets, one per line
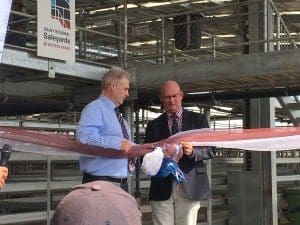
268,0,297,51
5,1,299,68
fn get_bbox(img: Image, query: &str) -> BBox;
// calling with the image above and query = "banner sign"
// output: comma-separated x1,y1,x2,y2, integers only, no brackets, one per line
0,0,12,61
37,0,75,62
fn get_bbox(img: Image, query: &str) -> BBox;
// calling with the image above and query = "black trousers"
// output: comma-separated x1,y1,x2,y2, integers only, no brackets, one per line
82,172,128,191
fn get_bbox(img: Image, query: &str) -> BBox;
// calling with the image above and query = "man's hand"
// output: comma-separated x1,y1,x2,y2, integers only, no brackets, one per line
0,166,8,189
163,144,183,162
174,148,183,162
163,143,176,159
120,139,133,153
181,142,194,157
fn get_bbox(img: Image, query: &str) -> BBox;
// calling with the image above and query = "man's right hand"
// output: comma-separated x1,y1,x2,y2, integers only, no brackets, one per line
120,139,133,153
0,166,8,189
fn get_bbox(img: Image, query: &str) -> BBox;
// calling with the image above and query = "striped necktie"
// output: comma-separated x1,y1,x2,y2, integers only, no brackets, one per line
115,107,135,173
171,114,179,134
115,107,129,140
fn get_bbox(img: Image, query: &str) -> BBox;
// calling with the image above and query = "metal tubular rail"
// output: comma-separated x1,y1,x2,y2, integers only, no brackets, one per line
7,2,299,66
129,35,300,61
7,10,125,67
268,0,298,49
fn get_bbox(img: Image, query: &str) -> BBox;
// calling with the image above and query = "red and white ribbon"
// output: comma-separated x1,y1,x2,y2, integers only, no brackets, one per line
167,127,300,152
0,127,299,158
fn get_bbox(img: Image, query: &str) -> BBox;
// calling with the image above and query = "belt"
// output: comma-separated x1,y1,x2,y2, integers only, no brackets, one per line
83,173,127,184
100,176,127,184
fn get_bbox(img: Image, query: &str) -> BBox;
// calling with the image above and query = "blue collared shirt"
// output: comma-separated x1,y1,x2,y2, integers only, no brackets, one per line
76,95,131,178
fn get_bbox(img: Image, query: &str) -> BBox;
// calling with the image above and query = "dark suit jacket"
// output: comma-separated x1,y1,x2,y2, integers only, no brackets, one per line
144,109,212,201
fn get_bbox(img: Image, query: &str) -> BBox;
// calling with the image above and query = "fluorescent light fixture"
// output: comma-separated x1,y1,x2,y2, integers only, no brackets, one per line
207,13,231,18
118,4,138,9
202,34,236,39
129,40,157,47
141,2,170,7
188,0,211,4
214,106,233,111
187,91,210,94
209,0,231,4
90,4,137,14
192,0,231,4
90,7,115,14
141,0,187,8
129,33,236,47
279,32,297,36
281,11,300,15
141,0,231,8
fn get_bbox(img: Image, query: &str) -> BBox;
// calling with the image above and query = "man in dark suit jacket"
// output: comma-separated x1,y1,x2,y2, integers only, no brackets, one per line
144,80,214,225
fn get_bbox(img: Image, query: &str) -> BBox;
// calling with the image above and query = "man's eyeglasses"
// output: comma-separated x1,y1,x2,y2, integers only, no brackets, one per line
161,92,182,100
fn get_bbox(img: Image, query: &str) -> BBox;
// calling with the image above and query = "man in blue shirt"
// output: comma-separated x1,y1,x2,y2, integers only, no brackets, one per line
76,67,134,190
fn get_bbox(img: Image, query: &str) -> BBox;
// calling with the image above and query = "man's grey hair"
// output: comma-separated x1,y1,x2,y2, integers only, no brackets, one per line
101,67,131,90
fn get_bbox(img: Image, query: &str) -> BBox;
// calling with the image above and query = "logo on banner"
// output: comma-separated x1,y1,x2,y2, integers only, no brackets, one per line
37,0,75,62
51,0,70,29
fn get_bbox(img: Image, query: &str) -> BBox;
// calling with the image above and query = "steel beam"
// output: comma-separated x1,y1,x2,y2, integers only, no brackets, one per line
136,86,300,106
136,49,300,87
1,48,109,80
0,94,72,116
0,81,66,97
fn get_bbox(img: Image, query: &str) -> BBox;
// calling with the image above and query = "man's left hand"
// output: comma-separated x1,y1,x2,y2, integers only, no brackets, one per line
181,142,194,157
120,139,133,153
